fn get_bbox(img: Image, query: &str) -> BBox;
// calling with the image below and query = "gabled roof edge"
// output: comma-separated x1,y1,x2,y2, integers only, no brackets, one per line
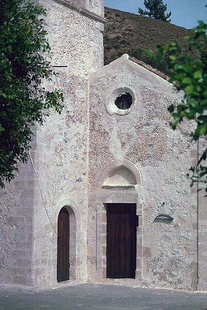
129,56,170,81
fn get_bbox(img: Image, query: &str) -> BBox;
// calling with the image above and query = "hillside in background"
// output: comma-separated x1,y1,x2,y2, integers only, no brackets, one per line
104,7,193,73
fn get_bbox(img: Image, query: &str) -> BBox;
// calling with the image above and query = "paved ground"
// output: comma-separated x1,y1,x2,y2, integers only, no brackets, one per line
0,283,207,310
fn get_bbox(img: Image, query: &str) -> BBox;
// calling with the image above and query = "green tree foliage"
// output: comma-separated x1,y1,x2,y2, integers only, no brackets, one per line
131,48,171,76
0,0,63,187
147,21,207,192
138,0,171,22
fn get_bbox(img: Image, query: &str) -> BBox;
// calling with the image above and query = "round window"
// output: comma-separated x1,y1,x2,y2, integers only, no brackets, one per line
115,92,133,110
106,87,135,115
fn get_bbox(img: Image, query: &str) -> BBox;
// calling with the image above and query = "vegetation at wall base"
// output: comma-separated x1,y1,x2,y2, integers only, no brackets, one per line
0,0,63,188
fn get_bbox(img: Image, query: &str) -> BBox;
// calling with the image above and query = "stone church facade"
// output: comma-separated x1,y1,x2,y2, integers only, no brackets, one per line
0,0,206,291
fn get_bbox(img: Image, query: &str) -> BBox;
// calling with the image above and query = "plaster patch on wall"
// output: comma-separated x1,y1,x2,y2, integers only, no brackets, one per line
109,126,125,160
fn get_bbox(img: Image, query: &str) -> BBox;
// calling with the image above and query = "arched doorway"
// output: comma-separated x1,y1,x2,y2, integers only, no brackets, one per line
88,160,143,281
57,207,69,282
102,165,139,279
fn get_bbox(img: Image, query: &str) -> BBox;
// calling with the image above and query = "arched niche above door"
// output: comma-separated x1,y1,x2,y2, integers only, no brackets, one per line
102,166,137,188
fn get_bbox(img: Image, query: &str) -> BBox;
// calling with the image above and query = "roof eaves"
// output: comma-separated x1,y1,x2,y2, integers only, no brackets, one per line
129,56,170,81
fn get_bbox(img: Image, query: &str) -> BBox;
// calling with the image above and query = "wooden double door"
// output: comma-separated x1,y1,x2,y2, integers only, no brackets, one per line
106,203,137,278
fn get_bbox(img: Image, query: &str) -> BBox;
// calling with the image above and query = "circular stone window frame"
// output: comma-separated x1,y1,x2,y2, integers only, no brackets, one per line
106,87,136,116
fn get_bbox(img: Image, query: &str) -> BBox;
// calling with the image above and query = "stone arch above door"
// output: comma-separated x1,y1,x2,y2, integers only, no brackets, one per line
97,159,141,189
103,166,137,187
89,160,143,282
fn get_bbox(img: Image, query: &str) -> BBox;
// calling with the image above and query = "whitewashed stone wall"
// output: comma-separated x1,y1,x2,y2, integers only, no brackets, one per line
0,0,104,288
1,0,206,292
88,55,197,290
0,160,35,286
197,138,207,291
32,0,104,288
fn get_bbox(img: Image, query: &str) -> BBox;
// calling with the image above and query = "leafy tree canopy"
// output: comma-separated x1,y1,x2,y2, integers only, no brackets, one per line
0,0,63,187
147,21,207,192
138,0,171,22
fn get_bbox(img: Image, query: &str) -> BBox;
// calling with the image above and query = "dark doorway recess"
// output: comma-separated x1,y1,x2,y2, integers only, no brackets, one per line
57,207,69,282
106,203,137,278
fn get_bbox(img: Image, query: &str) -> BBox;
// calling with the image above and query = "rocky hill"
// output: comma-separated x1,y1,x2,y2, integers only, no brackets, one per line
104,7,193,72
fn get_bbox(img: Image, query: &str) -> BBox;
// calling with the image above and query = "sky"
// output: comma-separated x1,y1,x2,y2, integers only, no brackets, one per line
105,0,207,29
